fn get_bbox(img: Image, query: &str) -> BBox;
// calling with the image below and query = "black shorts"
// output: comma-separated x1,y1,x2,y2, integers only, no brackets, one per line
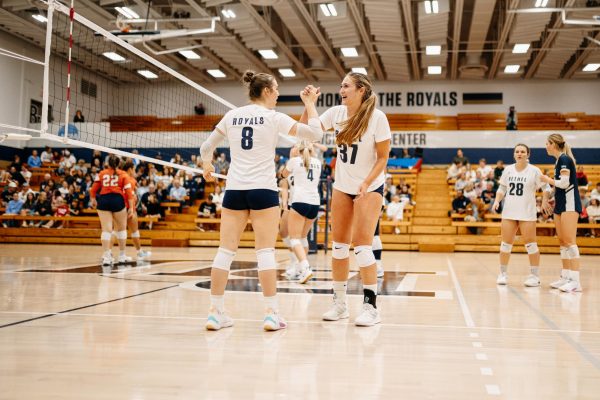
291,202,320,219
223,189,279,211
97,193,125,212
344,184,384,200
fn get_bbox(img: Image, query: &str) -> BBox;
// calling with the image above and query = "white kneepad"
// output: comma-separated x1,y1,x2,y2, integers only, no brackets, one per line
131,231,140,238
331,242,350,259
289,238,302,248
282,236,291,247
256,248,276,271
500,242,513,253
213,247,236,271
354,245,376,268
372,235,383,251
560,246,569,259
116,230,128,240
301,238,308,248
524,242,539,255
100,231,112,241
567,245,580,259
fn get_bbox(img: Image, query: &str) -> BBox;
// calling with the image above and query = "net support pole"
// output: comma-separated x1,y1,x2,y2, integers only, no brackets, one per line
41,1,55,135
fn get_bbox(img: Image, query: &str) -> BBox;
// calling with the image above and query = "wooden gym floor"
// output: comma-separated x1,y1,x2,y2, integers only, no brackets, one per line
1,244,599,399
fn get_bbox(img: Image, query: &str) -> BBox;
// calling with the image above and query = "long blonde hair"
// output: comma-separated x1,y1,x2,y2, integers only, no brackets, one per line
297,141,313,173
336,72,377,146
547,133,576,166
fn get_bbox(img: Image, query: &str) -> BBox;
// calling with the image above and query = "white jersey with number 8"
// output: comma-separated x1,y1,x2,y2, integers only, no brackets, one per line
215,104,297,191
499,164,545,221
319,106,391,195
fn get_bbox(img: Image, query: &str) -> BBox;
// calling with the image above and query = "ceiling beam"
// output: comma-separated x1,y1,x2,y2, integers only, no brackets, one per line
238,0,313,80
400,0,420,80
524,0,576,79
450,0,464,80
184,0,276,77
562,31,600,79
347,0,384,80
290,0,345,79
488,0,520,78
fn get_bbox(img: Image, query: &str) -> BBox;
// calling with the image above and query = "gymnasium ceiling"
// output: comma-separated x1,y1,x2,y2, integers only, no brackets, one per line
0,0,599,83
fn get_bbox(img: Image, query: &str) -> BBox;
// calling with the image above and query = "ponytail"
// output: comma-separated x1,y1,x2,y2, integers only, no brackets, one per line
563,142,576,167
297,141,313,173
336,72,377,146
547,133,576,167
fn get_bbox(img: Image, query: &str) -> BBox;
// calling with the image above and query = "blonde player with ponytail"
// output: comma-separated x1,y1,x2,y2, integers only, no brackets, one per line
541,133,583,292
301,72,391,326
281,141,322,284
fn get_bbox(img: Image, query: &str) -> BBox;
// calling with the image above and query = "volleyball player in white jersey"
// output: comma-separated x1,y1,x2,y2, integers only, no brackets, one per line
200,71,322,331
280,145,300,279
281,141,322,284
302,72,391,326
492,144,550,287
541,133,583,292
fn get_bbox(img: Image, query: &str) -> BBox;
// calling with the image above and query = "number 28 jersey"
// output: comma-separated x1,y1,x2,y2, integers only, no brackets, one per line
320,106,391,195
215,104,297,191
499,164,544,221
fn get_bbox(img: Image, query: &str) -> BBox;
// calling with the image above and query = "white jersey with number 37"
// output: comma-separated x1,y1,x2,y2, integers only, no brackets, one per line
216,104,297,191
319,106,391,195
499,164,544,221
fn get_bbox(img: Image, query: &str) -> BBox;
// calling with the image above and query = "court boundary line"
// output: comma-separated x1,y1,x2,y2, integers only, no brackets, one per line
447,257,475,327
0,284,178,329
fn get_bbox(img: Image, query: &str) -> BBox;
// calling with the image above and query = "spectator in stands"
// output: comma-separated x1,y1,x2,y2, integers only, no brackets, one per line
580,188,590,210
34,191,52,224
41,146,53,164
43,179,56,197
463,182,481,219
401,148,412,159
398,184,413,204
144,193,161,229
194,103,205,115
170,153,183,165
454,172,469,192
453,149,469,166
20,165,31,185
3,192,24,227
383,176,396,203
212,184,225,213
447,160,464,181
2,181,18,206
69,199,83,216
0,168,9,184
168,178,187,213
185,175,205,204
74,159,87,175
587,197,600,237
43,196,69,229
493,160,504,182
58,180,70,198
452,190,471,216
480,181,496,212
196,194,217,231
27,150,41,168
154,181,167,203
20,191,37,227
215,153,230,175
52,150,62,164
576,166,588,189
9,154,22,172
592,182,600,198
58,150,76,175
476,158,493,178
506,106,518,130
91,150,103,167
8,166,24,186
73,110,85,123
385,194,409,234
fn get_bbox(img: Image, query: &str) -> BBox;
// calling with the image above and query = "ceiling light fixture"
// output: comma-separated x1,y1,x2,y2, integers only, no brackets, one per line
102,52,126,62
320,3,338,17
504,65,520,74
32,14,48,23
534,0,549,8
582,63,600,72
207,69,226,78
278,68,296,77
221,9,236,19
258,49,278,59
138,70,158,79
178,50,201,59
512,43,530,54
115,7,139,19
352,67,367,74
428,66,442,75
341,47,358,57
426,45,441,55
424,1,439,14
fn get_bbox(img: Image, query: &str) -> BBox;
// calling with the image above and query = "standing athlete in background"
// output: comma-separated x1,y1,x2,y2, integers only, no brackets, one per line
200,70,322,331
542,133,583,292
122,159,151,261
281,141,322,284
90,154,134,266
492,144,550,287
302,72,391,326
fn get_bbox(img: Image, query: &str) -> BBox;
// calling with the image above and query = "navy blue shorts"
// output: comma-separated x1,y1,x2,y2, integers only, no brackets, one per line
222,189,279,211
344,184,384,200
97,193,125,212
291,202,320,219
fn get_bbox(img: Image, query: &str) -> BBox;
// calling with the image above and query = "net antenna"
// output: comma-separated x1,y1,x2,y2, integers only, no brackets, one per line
38,0,235,179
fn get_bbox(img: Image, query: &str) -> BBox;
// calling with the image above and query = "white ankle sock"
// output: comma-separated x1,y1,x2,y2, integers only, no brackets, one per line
264,295,278,312
299,259,310,270
569,270,580,282
333,281,347,304
210,295,224,312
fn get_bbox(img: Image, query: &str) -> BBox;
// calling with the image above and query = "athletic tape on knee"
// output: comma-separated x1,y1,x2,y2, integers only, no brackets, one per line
116,230,128,240
524,242,539,255
282,236,291,247
290,238,302,248
131,231,140,238
567,245,580,259
213,247,236,271
332,242,350,259
560,246,568,259
256,248,276,271
372,235,383,251
354,245,376,268
301,238,308,248
500,242,513,253
100,231,112,241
